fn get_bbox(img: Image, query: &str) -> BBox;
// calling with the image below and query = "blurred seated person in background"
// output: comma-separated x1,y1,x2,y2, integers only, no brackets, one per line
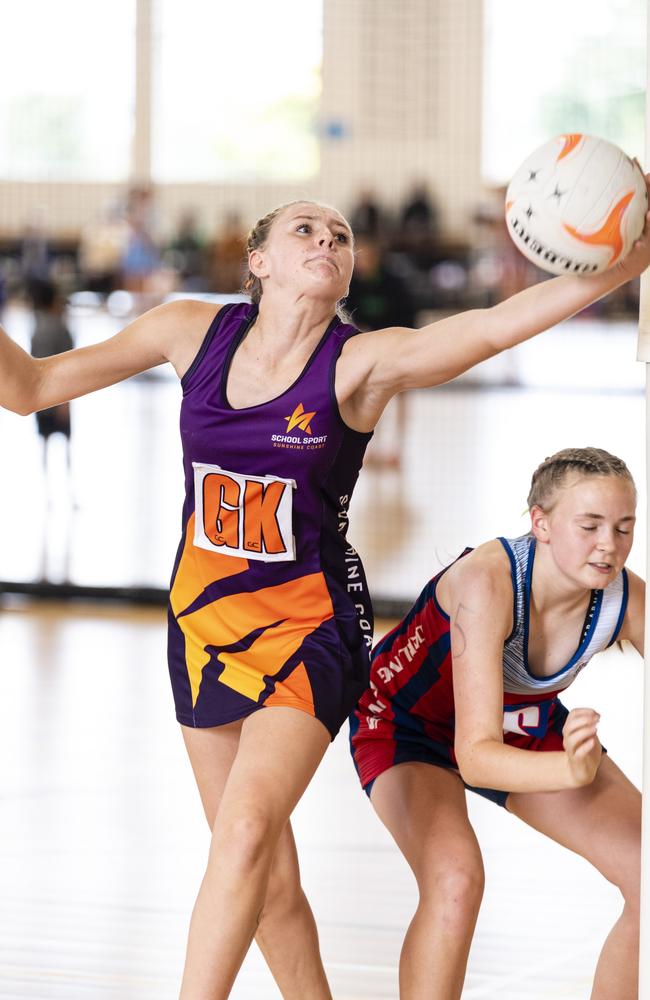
208,209,246,293
121,186,161,293
167,209,208,292
29,278,74,474
346,233,416,331
349,185,387,238
470,185,534,308
78,200,129,297
400,180,440,241
20,218,51,299
346,233,416,470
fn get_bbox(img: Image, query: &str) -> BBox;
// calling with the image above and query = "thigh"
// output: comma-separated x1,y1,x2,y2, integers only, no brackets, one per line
181,718,243,827
371,762,483,881
507,755,641,892
182,719,303,892
217,707,331,835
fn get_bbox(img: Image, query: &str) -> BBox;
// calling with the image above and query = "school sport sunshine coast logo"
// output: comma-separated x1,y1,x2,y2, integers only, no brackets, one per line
285,402,315,434
271,403,328,450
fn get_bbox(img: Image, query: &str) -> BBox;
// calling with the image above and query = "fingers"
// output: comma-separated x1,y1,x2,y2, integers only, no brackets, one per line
563,707,599,733
563,708,600,756
567,729,599,759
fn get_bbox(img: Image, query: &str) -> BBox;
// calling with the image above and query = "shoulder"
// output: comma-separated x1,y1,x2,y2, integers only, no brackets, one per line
617,567,645,652
154,297,221,330
437,539,514,624
334,325,408,425
146,299,225,376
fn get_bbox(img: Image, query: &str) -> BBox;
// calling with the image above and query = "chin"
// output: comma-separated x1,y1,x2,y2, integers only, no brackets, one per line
585,564,617,584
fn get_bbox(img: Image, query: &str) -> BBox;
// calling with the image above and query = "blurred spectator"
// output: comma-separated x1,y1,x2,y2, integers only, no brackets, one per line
21,220,51,296
29,278,74,462
400,181,440,239
346,233,416,330
121,186,161,292
167,209,207,291
349,186,386,238
346,234,416,470
209,210,246,293
78,200,128,295
470,185,534,307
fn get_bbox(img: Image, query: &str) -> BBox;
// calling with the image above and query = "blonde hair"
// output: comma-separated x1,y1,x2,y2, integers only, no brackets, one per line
241,201,353,322
527,447,635,511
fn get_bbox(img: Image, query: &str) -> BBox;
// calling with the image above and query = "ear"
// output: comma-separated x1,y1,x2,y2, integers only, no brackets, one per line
529,504,551,543
248,248,270,281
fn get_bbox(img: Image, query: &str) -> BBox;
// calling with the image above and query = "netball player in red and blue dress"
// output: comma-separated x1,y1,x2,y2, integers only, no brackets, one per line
2,197,650,998
351,448,644,1000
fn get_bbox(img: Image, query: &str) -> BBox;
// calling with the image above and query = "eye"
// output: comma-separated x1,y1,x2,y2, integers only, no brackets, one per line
616,528,631,535
296,223,311,234
580,526,597,532
335,232,349,243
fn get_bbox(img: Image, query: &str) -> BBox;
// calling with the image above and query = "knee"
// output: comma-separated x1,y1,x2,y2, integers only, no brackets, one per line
210,808,277,876
615,862,641,916
419,857,485,920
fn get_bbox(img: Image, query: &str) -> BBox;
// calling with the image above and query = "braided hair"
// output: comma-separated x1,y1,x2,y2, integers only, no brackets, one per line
527,447,635,511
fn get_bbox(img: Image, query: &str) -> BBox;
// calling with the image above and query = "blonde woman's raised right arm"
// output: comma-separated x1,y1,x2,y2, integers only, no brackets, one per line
0,298,217,415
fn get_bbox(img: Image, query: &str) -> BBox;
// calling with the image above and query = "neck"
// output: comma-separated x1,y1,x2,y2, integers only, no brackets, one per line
530,541,590,614
250,291,337,358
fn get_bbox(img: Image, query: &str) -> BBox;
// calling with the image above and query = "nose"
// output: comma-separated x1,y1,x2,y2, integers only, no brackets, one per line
318,232,335,249
596,529,615,552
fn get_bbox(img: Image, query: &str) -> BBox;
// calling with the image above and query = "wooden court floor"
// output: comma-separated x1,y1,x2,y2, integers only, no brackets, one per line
0,600,643,999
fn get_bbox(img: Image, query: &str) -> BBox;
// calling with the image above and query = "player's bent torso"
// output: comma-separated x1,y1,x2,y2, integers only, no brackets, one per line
168,303,373,738
351,535,628,786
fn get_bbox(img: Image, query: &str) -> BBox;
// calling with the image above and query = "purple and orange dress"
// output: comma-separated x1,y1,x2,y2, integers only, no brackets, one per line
167,302,373,739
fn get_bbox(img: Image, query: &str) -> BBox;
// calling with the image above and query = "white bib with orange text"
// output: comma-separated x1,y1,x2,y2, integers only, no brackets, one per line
193,463,296,562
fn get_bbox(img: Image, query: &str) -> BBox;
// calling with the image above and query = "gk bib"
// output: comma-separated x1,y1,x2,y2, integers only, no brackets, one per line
193,463,296,562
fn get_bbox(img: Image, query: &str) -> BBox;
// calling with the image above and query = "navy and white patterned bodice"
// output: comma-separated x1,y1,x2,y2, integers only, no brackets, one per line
499,534,628,696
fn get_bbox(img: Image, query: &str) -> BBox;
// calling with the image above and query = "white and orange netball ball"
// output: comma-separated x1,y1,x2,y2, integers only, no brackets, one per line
505,134,647,276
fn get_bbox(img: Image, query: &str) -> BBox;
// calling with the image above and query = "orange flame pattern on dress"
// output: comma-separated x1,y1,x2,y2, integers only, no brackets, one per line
170,512,334,709
563,190,634,265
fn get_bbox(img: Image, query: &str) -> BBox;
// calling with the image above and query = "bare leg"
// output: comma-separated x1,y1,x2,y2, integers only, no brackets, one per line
256,824,332,999
182,716,331,999
507,755,640,1000
371,762,484,1000
179,707,330,999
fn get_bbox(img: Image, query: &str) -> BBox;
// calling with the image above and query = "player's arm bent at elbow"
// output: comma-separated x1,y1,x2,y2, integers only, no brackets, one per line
617,569,645,657
449,551,601,793
0,298,216,415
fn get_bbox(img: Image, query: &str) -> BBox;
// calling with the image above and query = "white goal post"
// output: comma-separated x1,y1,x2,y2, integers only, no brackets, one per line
635,6,650,990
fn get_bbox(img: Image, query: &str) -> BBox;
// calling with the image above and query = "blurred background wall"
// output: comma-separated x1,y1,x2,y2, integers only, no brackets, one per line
0,0,646,604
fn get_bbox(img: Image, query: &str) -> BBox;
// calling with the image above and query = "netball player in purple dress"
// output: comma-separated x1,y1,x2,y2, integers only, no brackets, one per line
1,196,650,998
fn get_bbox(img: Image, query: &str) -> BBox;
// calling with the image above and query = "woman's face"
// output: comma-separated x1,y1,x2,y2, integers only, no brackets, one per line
533,474,636,589
250,202,354,305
